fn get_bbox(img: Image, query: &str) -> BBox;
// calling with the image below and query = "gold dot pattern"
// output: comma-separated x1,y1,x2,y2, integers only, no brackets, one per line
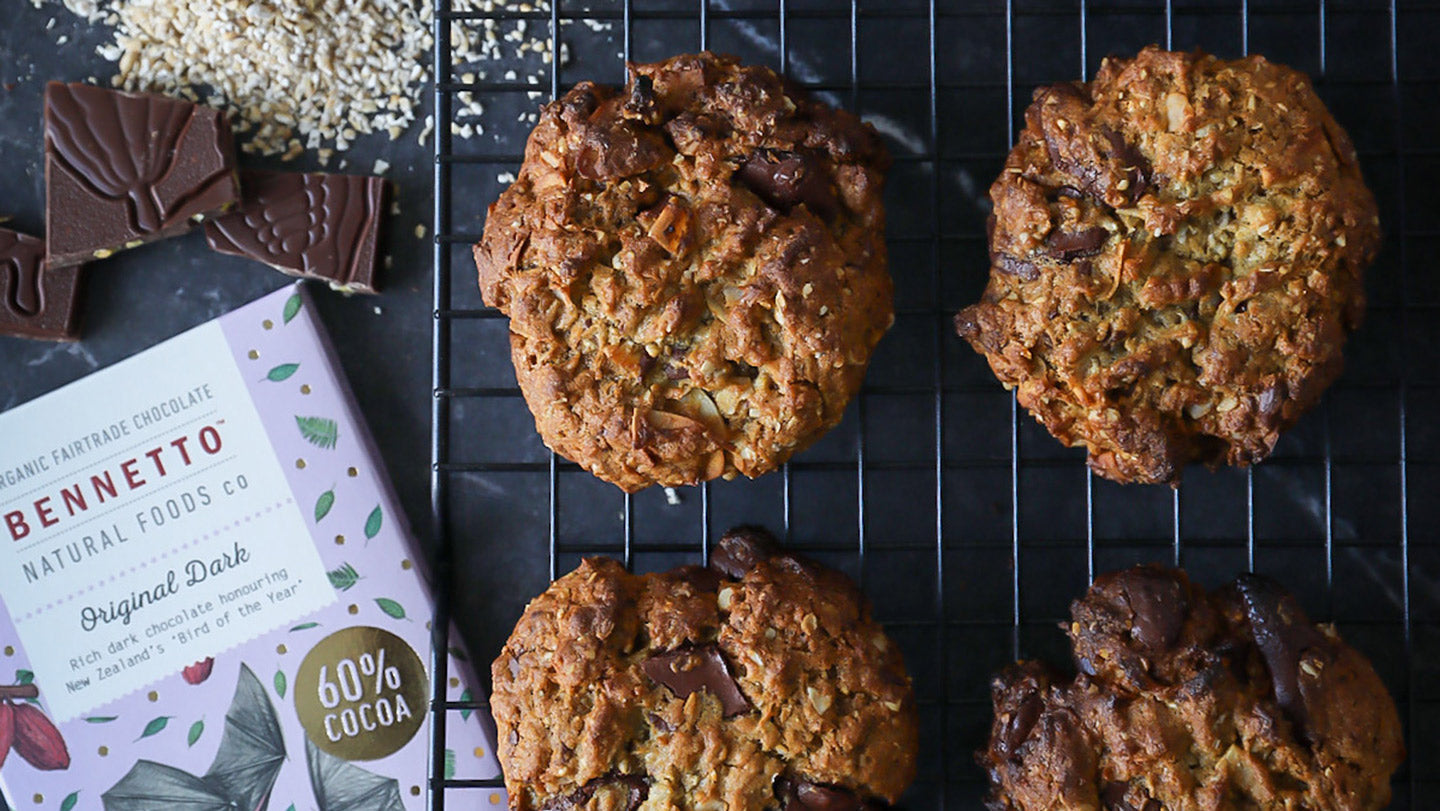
336,535,346,545
263,319,274,330
277,644,288,655
147,691,159,702
473,746,486,759
98,745,109,756
347,467,359,477
247,349,260,359
296,459,307,469
401,559,413,570
32,794,42,804
348,604,359,615
301,384,312,395
3,645,13,656
410,786,421,797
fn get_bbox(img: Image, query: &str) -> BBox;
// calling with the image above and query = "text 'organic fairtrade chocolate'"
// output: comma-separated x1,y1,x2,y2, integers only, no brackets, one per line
205,170,388,294
43,82,240,267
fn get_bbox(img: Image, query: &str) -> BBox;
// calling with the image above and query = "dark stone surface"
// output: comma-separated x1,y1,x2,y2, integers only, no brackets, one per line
0,5,439,559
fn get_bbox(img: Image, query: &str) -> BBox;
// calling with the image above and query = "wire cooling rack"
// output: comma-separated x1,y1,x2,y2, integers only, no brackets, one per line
428,1,1439,807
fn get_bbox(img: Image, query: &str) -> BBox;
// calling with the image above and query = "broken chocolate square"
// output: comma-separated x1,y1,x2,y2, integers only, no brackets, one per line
204,170,388,294
44,81,240,267
0,228,85,342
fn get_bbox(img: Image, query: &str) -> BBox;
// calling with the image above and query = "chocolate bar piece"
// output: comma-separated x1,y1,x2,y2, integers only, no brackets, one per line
44,81,240,267
204,170,388,294
0,228,85,341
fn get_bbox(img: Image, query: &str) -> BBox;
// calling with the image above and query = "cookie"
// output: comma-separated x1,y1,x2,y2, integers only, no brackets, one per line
490,526,918,809
981,566,1404,811
955,47,1379,484
475,52,893,492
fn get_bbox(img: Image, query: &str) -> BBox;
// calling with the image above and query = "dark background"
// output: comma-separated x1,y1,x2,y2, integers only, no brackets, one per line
6,1,1440,809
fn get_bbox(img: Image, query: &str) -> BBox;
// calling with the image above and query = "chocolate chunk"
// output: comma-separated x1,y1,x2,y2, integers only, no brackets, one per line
44,82,239,267
625,75,659,122
1045,226,1109,261
204,170,388,294
575,119,667,181
1234,574,1331,736
0,228,85,342
999,689,1043,757
776,777,884,810
1101,781,1161,811
1099,128,1152,202
710,525,781,578
642,644,750,717
992,253,1041,281
736,149,840,221
541,774,649,811
1118,567,1188,653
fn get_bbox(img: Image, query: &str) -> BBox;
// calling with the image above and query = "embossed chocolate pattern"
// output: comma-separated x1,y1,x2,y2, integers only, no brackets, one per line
205,170,387,294
0,228,84,342
44,82,238,266
642,644,750,717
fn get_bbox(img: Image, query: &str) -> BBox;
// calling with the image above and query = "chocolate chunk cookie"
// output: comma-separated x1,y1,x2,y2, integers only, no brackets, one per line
491,526,918,809
982,566,1404,811
956,47,1379,484
476,52,893,492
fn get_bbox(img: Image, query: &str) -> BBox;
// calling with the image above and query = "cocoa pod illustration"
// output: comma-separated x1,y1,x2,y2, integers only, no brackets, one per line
12,702,69,770
0,700,13,769
183,657,215,685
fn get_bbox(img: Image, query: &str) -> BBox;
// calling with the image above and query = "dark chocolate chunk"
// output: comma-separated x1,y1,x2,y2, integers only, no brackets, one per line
1045,226,1109,261
1234,574,1331,736
992,253,1041,281
1101,781,1161,811
736,149,840,221
710,525,781,578
44,82,239,267
776,777,883,810
1118,567,1188,653
998,689,1043,757
1100,128,1152,202
642,644,750,717
625,74,660,123
575,118,667,181
0,228,85,342
541,774,649,811
204,170,388,294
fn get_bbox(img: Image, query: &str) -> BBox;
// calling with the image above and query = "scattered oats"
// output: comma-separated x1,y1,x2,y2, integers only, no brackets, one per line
384,255,394,270
663,487,682,506
414,224,427,239
55,35,67,44
44,0,568,154
373,306,383,315
497,171,517,185
373,159,391,175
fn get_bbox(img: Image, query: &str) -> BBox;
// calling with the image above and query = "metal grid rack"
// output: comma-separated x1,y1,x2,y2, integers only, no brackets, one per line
428,1,1439,807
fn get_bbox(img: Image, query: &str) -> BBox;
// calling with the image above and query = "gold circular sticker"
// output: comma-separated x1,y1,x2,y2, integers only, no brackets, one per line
294,626,429,761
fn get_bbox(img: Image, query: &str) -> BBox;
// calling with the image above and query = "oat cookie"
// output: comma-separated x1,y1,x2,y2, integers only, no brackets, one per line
490,526,918,809
476,52,893,492
956,47,1379,484
982,566,1404,811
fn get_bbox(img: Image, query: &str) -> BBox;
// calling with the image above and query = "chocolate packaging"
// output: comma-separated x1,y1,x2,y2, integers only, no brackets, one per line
0,285,503,810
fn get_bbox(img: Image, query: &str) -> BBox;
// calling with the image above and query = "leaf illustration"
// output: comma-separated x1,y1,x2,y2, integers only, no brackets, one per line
60,791,78,811
274,669,287,699
266,363,300,382
327,563,361,591
286,806,296,811
16,669,34,685
444,748,456,780
306,737,405,811
296,416,339,450
102,760,231,811
283,293,302,324
291,622,320,632
136,716,171,741
459,688,473,722
315,489,336,522
364,505,383,541
188,719,204,747
84,716,118,723
374,598,406,620
204,664,286,811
